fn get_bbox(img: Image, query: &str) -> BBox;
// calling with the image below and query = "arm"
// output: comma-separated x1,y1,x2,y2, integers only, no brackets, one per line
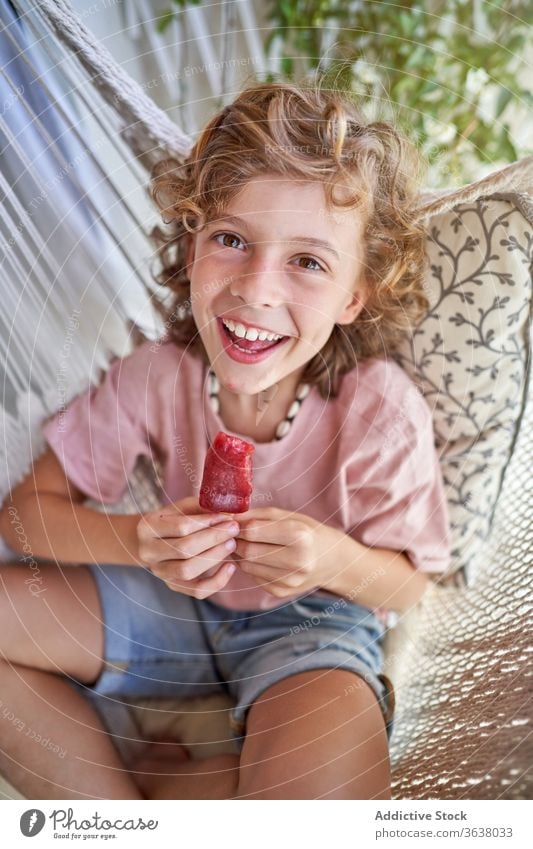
234,508,435,613
321,532,432,613
0,447,143,567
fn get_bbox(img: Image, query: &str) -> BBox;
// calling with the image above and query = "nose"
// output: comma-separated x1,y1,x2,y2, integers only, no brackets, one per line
229,253,284,309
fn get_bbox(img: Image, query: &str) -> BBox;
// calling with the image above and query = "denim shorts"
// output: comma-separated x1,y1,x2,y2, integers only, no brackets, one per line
77,564,395,764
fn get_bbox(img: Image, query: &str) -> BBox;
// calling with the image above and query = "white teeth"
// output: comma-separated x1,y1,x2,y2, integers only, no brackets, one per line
222,318,283,342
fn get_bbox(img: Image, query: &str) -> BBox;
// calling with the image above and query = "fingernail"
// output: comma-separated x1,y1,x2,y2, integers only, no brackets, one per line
225,538,236,551
226,563,237,575
211,516,236,527
218,521,239,533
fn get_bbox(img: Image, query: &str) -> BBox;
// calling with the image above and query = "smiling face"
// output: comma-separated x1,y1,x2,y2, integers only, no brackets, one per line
186,174,368,398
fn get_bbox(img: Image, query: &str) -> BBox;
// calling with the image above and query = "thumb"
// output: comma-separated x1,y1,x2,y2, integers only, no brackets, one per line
159,496,200,517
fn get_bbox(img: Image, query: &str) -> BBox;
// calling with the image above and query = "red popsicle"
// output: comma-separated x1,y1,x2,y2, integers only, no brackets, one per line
199,431,254,513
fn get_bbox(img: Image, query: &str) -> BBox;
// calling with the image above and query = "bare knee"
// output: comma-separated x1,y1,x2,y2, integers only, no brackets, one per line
237,669,391,799
0,562,104,682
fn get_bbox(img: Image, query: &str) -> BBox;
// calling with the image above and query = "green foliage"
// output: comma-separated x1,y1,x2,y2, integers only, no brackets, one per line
155,0,532,184
156,0,202,33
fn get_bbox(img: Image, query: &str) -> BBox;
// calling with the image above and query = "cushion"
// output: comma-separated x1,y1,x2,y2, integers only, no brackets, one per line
393,194,532,583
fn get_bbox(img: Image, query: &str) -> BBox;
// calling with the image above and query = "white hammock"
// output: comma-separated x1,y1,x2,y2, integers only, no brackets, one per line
1,0,531,800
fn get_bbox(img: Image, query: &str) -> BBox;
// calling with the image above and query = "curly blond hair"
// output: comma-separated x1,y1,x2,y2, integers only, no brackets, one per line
148,77,429,398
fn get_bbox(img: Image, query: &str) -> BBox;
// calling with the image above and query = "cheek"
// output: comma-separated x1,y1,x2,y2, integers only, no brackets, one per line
299,301,337,339
190,274,213,314
190,290,213,335
190,261,228,311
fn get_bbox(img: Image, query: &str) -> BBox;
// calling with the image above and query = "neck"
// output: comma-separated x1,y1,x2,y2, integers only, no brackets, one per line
217,369,304,442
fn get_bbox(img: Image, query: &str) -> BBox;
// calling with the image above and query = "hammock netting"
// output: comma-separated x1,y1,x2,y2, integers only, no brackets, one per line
0,0,531,799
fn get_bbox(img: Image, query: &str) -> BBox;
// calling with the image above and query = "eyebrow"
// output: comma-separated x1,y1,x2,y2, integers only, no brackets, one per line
209,214,340,261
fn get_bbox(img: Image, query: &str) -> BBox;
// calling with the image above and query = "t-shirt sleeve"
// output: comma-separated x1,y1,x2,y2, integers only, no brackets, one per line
41,352,153,504
346,400,452,574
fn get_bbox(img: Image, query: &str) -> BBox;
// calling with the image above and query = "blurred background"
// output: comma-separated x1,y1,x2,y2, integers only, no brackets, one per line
71,0,533,186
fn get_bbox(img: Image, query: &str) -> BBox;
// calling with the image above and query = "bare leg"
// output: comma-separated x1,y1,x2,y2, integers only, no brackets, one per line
236,668,391,800
132,746,240,800
133,668,391,800
0,563,142,799
0,659,143,799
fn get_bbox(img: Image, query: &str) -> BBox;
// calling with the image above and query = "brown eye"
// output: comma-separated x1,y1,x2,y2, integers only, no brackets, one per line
296,256,323,271
214,232,243,250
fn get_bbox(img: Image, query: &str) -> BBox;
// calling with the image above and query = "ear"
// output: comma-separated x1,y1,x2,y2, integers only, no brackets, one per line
336,286,368,325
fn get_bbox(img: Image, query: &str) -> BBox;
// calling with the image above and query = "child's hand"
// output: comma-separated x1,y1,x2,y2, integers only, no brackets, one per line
234,506,346,599
136,496,240,599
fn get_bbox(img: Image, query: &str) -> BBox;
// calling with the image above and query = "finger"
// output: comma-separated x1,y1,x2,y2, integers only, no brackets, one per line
153,537,239,582
142,521,240,564
183,497,238,519
164,496,200,514
239,563,299,595
167,561,236,599
233,506,286,522
238,559,301,586
157,497,212,520
234,539,290,568
236,521,282,545
173,496,239,520
144,511,234,540
236,518,305,546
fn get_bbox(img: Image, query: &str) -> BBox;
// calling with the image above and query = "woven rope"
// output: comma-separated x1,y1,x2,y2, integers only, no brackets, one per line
36,0,191,164
386,351,533,799
416,156,533,219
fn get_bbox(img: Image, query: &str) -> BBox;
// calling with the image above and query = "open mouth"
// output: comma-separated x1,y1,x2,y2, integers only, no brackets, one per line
222,322,287,351
218,318,289,361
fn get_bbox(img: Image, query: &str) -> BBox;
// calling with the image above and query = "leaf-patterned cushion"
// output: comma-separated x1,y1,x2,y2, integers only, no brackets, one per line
393,196,532,582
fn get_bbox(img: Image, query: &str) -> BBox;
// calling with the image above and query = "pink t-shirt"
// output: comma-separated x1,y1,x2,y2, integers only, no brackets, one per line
42,339,451,620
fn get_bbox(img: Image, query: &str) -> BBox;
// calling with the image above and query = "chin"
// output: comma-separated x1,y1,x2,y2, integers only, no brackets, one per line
220,370,270,395
224,377,258,394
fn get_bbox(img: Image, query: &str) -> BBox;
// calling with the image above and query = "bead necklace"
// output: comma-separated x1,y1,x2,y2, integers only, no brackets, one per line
207,369,310,440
